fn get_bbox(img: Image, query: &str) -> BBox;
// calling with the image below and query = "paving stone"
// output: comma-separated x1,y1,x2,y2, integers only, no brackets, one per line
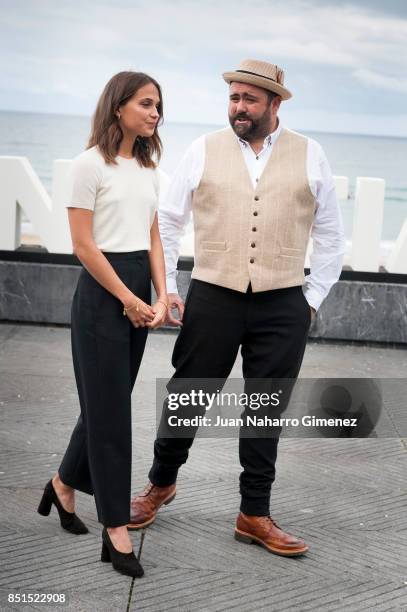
0,324,406,611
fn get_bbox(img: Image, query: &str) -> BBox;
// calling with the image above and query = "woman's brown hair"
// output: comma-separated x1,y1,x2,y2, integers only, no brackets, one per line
87,71,163,168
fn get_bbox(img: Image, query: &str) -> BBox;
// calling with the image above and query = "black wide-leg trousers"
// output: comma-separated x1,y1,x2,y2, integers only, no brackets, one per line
149,279,311,516
59,251,151,527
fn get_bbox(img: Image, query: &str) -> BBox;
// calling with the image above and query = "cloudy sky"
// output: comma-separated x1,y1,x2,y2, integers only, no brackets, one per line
1,0,407,136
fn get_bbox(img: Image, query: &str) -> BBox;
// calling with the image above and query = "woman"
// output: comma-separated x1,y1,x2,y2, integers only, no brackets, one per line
37,71,168,578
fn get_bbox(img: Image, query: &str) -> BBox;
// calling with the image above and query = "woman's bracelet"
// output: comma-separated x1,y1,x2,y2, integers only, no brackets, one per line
123,299,140,317
123,298,168,316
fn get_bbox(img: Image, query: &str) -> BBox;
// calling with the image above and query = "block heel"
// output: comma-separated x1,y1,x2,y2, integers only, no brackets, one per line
101,541,111,562
234,530,254,544
37,489,52,516
164,494,176,506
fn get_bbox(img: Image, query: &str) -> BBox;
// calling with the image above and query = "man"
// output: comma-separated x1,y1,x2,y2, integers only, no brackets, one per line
129,59,346,556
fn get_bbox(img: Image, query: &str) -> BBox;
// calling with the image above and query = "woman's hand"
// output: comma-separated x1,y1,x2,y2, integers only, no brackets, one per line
146,298,168,330
123,296,155,328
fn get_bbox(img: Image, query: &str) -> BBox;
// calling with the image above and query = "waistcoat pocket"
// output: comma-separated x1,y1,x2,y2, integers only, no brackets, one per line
280,246,303,258
201,241,228,252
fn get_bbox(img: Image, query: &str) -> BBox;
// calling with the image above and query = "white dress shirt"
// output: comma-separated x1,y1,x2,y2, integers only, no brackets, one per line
159,122,346,310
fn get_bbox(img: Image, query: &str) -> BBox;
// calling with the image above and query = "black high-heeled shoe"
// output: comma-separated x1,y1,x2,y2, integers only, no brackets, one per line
101,527,144,578
37,479,89,535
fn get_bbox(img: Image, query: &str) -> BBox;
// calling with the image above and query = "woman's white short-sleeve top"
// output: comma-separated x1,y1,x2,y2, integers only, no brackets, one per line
67,145,159,252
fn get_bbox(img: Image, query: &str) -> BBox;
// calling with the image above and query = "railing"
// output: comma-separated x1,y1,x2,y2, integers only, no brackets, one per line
0,156,406,273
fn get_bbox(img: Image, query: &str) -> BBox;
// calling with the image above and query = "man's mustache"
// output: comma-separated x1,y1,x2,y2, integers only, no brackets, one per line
233,114,252,122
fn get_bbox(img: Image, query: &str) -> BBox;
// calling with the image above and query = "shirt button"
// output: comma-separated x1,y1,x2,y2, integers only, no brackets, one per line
254,196,259,201
251,242,256,248
256,156,259,160
256,178,259,182
250,257,255,263
253,211,258,216
252,227,257,231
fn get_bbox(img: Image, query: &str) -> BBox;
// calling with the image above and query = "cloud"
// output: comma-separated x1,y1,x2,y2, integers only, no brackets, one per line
0,0,406,134
3,1,407,69
231,2,407,70
244,38,356,67
353,68,407,93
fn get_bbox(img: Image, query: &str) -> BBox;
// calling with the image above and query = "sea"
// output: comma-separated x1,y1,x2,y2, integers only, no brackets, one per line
0,109,406,241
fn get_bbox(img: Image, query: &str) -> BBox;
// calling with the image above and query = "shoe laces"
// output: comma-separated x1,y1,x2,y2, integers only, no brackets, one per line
265,516,279,529
142,482,155,496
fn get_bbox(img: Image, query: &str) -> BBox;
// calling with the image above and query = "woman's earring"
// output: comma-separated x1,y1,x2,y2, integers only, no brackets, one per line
116,112,121,119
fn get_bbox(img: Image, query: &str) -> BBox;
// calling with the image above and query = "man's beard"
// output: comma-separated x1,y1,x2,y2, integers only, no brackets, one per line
229,109,271,141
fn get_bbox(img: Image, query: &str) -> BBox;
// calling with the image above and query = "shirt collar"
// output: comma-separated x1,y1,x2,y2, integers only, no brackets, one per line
237,119,283,150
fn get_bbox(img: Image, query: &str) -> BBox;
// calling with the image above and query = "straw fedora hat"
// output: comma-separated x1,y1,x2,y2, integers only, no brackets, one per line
223,59,292,100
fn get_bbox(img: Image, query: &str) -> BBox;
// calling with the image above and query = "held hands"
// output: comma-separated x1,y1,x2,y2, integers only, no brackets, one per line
146,298,169,330
166,293,184,327
123,295,169,329
122,296,155,328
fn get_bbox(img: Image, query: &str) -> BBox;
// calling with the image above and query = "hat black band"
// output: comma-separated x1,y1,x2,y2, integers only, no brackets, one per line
235,69,279,84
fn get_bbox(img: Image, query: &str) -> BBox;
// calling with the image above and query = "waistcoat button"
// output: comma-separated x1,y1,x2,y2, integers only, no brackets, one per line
254,196,259,201
249,257,255,263
253,211,258,216
251,242,256,248
252,227,257,231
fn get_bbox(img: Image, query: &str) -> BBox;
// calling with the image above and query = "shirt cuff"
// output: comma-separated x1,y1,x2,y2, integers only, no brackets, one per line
302,286,324,311
166,275,179,295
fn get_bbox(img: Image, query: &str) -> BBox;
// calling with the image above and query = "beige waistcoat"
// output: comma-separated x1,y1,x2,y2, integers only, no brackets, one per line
191,127,316,292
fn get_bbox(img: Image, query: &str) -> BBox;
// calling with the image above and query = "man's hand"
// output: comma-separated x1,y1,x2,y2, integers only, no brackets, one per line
167,293,184,326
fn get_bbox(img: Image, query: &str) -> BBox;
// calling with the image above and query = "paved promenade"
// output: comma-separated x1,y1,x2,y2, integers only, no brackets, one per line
0,323,406,611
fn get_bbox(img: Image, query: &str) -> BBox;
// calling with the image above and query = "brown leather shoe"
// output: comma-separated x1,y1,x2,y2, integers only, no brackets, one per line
234,512,308,557
127,482,176,530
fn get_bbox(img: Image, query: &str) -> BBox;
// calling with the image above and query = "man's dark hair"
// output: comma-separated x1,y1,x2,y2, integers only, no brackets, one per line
266,91,278,105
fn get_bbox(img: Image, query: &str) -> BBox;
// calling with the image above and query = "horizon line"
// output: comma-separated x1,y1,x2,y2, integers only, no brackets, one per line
1,107,406,141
